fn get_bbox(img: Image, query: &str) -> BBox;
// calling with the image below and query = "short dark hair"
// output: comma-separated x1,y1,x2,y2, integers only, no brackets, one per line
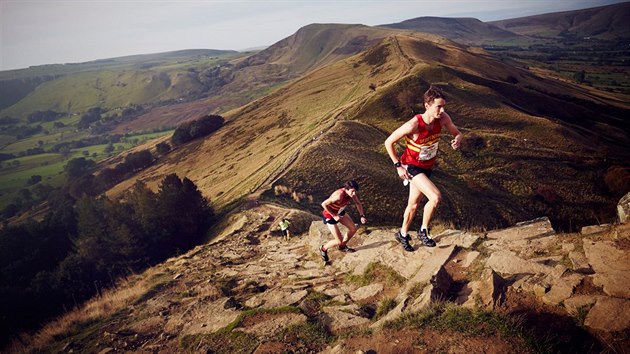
344,180,360,191
423,85,446,105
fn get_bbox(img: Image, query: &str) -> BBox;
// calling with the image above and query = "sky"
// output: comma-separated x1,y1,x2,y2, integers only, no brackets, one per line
0,0,626,71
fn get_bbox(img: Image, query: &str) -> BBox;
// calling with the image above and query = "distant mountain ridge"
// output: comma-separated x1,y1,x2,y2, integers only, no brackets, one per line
489,2,630,40
379,16,522,45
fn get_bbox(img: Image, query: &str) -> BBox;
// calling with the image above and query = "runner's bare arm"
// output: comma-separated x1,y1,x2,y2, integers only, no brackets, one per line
385,117,418,180
441,112,462,150
352,195,367,224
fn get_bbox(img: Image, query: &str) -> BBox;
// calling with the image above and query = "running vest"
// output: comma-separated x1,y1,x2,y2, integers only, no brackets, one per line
400,114,442,169
322,188,351,219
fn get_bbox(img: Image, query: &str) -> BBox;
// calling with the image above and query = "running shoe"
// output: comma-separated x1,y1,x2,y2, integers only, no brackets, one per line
338,245,356,253
418,228,436,247
320,245,330,262
395,231,414,252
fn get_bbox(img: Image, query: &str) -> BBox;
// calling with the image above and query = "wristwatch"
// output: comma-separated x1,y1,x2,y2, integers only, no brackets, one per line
393,161,401,168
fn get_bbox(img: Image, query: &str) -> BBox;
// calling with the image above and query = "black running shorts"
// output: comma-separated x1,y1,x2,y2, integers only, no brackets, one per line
405,164,432,179
323,209,346,224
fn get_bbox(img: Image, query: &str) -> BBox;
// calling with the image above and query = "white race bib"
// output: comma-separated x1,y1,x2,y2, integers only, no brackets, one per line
418,141,438,160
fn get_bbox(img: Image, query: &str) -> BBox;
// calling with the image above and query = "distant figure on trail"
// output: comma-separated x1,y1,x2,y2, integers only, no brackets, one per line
319,180,367,263
279,218,291,241
384,85,462,252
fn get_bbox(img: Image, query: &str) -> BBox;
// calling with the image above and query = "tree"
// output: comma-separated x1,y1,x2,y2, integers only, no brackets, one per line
26,175,42,186
155,174,213,253
104,142,115,154
574,70,586,84
124,150,153,171
172,115,224,146
64,157,96,180
156,141,171,155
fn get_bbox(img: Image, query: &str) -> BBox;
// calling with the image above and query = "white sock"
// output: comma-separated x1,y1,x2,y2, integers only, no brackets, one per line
400,230,407,237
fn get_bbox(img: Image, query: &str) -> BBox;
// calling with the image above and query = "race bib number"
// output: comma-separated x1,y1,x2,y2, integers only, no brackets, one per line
418,141,438,160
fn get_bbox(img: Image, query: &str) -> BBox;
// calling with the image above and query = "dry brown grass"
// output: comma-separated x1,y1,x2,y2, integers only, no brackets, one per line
8,269,170,353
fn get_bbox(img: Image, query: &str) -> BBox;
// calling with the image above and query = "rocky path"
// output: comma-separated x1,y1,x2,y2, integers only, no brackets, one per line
32,204,630,353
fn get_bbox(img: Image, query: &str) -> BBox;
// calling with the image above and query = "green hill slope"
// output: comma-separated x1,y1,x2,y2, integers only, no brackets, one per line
0,50,241,120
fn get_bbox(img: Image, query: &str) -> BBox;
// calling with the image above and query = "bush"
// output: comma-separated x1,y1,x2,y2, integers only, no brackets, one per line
172,115,224,146
156,141,171,155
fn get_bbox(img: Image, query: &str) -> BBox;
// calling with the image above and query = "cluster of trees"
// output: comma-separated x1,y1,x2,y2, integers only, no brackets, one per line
50,134,122,153
0,124,44,139
27,110,64,123
0,174,214,346
77,107,103,130
64,149,155,200
172,115,224,146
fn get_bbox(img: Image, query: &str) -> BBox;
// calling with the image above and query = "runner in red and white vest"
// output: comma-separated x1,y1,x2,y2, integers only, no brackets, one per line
319,180,367,263
384,85,462,251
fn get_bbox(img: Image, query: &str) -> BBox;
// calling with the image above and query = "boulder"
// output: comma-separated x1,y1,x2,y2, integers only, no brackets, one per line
460,269,506,310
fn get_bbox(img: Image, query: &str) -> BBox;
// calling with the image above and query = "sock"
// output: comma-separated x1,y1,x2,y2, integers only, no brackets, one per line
321,245,327,251
400,230,407,237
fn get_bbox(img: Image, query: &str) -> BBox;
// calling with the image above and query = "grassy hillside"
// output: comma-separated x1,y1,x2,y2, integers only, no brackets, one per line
0,52,241,120
105,31,629,233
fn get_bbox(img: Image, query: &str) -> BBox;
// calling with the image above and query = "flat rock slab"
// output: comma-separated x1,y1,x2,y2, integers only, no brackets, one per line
485,250,553,276
236,312,307,338
432,230,481,248
583,240,630,298
245,289,308,309
581,224,611,235
165,297,240,335
542,273,584,305
585,297,630,332
486,217,555,241
349,283,384,302
310,223,431,279
321,309,370,334
462,251,480,268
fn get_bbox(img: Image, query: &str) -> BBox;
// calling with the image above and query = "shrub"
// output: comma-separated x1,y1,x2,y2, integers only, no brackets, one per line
171,115,224,146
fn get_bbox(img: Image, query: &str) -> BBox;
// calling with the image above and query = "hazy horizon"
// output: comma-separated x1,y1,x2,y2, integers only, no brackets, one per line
1,0,626,71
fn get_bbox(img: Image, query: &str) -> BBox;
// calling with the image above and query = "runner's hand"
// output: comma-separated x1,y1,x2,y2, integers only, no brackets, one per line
360,216,367,225
397,166,410,180
451,135,462,150
333,215,340,221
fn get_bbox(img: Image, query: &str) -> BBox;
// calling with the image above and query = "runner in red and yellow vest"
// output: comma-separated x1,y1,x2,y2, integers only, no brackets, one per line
384,85,462,252
400,114,442,170
319,180,367,264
